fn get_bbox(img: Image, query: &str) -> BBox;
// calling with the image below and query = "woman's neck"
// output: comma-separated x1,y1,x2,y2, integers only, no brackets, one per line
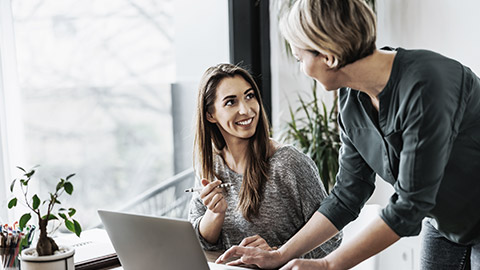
222,139,249,174
340,49,396,101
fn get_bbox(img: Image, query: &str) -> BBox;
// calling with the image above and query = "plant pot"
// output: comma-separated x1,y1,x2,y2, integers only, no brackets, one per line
19,245,75,270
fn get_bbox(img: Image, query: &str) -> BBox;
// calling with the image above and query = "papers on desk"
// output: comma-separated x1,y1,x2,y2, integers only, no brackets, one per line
54,228,120,270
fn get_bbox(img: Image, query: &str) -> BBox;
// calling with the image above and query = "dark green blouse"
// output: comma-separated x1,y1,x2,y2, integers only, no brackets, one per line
318,48,480,245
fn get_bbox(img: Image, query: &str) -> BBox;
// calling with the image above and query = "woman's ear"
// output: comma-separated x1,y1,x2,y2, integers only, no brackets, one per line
323,53,336,68
206,112,217,123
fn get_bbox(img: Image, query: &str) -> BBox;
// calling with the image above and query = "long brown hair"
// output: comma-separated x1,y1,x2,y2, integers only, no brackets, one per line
194,63,272,221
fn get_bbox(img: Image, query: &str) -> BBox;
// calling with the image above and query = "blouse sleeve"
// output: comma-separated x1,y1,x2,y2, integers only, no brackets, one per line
318,114,377,231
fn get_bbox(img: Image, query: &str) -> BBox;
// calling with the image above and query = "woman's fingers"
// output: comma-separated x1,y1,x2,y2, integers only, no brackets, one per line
200,181,222,203
198,179,228,214
216,246,283,269
211,193,226,211
257,243,272,251
239,235,260,247
224,258,244,266
204,190,227,214
200,179,222,198
279,258,328,270
239,235,272,250
216,246,250,264
215,196,228,211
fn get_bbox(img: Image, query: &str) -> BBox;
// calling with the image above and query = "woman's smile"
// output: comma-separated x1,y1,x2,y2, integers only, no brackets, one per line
236,117,254,127
207,75,260,141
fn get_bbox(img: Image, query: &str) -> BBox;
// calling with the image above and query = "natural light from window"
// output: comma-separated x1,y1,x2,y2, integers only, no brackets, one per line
10,0,175,228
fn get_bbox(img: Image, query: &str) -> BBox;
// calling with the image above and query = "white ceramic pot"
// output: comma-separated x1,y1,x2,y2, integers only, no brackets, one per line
19,245,75,270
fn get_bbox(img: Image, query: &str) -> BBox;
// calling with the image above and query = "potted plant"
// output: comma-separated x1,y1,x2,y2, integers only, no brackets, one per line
7,166,82,270
280,82,341,192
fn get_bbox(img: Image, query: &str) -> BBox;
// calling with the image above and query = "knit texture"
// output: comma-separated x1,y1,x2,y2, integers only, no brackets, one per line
188,145,342,258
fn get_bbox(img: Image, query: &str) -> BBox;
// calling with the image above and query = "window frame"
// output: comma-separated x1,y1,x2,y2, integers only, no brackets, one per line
228,0,271,124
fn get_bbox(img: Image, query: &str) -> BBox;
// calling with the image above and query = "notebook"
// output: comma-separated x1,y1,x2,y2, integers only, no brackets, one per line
54,228,120,269
98,209,251,270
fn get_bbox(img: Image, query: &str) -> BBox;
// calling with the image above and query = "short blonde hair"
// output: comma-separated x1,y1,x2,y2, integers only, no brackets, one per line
280,0,377,69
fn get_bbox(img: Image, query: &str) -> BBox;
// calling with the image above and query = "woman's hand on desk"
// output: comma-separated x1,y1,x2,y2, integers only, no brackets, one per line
238,235,274,251
216,245,329,270
200,179,227,214
280,259,328,270
216,246,284,269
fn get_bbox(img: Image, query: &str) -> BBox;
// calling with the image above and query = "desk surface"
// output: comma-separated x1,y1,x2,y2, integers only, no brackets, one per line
104,250,224,270
61,230,238,269
60,229,259,270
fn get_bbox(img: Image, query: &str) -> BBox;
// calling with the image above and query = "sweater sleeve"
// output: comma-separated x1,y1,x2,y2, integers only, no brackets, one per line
281,147,342,258
187,182,224,250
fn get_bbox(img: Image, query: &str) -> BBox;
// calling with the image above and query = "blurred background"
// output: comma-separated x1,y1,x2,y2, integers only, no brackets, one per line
1,1,479,269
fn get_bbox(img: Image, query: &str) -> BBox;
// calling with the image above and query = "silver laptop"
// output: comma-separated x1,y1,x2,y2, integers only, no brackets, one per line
98,209,250,270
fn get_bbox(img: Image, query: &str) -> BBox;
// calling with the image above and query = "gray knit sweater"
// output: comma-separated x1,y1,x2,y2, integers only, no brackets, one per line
188,145,342,259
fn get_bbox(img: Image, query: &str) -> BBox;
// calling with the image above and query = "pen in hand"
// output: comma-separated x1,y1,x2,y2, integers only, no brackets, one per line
184,183,233,193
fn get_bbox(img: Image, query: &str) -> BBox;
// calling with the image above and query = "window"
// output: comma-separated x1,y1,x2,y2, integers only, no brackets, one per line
1,0,230,228
3,0,176,229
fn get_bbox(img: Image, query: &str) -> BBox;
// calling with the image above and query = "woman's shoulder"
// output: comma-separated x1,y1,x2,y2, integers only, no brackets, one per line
269,143,317,170
268,143,324,192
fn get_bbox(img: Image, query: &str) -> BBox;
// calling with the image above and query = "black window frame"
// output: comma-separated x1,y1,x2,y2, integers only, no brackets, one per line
228,0,271,124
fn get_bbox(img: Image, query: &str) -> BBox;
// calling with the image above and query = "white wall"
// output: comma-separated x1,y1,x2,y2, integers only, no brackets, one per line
376,0,480,75
174,0,230,82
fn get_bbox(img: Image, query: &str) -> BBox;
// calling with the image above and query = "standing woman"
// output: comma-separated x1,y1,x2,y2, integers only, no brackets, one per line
217,0,480,269
188,63,342,259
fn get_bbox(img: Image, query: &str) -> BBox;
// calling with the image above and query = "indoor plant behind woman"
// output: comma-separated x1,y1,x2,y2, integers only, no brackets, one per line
188,63,342,260
8,166,82,270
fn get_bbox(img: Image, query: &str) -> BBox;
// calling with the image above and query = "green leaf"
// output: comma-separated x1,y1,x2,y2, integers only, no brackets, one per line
16,166,26,172
73,219,82,237
42,214,58,221
68,208,76,217
25,169,35,178
64,182,74,195
19,213,32,229
54,199,62,205
56,181,64,192
65,219,74,232
66,173,76,180
10,179,16,192
32,194,41,210
59,213,67,220
8,198,17,208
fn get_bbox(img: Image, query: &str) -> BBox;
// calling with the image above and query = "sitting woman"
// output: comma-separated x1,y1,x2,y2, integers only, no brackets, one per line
188,63,342,259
